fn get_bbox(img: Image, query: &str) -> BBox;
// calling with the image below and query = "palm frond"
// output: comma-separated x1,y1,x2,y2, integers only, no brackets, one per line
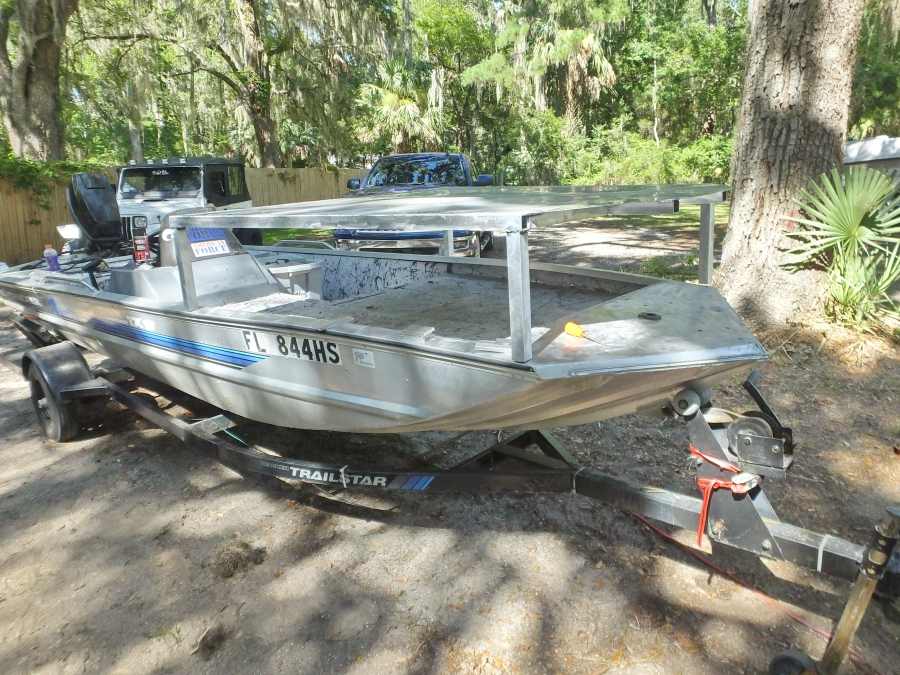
787,166,900,331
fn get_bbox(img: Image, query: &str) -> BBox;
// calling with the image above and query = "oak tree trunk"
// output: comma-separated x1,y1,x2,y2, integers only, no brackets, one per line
716,0,864,324
236,0,282,167
248,103,281,168
701,0,717,27
125,82,144,163
127,117,144,163
0,0,78,160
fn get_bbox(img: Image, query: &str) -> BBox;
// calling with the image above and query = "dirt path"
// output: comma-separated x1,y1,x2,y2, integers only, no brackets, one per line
485,207,729,280
1,234,898,674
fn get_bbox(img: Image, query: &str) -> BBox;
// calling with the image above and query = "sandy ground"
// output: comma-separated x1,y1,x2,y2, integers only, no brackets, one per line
1,222,898,675
485,209,727,274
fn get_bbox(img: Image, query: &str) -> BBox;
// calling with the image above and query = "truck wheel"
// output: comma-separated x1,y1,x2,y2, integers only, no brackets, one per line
769,650,818,675
27,365,80,442
480,232,494,252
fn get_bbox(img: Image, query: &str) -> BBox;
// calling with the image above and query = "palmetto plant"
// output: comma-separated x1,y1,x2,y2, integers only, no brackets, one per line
826,249,900,329
786,166,900,261
786,166,900,332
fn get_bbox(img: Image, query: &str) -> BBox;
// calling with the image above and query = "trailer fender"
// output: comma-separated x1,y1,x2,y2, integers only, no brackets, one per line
20,341,92,389
21,342,96,442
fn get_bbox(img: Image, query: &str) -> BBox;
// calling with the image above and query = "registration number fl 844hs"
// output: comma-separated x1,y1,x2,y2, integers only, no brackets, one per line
242,330,341,365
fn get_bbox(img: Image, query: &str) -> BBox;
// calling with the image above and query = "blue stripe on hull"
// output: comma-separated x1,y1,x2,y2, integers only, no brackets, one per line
91,319,267,369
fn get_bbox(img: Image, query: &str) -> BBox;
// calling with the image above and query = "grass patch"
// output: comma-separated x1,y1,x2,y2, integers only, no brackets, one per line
639,254,699,281
630,205,728,281
593,204,730,231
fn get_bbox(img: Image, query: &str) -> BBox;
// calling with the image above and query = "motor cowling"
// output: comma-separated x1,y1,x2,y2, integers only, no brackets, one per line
66,173,123,252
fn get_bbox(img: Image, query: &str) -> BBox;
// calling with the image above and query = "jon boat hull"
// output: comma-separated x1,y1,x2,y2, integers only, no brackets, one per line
0,278,760,432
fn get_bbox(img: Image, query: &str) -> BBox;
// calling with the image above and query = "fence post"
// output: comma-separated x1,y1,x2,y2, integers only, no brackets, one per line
699,202,715,285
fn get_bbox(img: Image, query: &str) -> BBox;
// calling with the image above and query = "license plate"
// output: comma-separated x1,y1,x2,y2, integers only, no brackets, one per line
241,330,341,365
191,240,230,258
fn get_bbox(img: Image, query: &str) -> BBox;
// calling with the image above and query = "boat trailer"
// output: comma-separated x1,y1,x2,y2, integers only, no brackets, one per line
18,340,900,675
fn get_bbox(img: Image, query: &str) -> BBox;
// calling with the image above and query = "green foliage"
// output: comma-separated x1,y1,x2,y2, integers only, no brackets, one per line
826,251,900,330
584,0,746,142
787,167,900,332
0,0,886,187
0,154,105,207
414,0,490,71
639,254,698,281
356,60,442,152
461,0,627,117
640,12,746,142
849,0,900,137
485,105,734,186
500,111,571,185
567,130,732,185
786,167,900,260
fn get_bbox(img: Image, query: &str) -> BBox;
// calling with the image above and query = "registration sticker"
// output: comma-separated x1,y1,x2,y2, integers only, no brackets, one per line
352,348,375,368
241,330,341,365
191,240,230,258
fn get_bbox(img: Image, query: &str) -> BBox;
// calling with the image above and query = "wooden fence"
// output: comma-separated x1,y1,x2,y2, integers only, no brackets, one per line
246,167,360,206
0,167,363,265
0,180,74,267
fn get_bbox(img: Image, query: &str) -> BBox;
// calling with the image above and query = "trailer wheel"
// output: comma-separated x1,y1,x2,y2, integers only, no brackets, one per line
27,365,80,442
768,650,818,675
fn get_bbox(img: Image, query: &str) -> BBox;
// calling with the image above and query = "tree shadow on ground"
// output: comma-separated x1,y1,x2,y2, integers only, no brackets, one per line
1,311,897,674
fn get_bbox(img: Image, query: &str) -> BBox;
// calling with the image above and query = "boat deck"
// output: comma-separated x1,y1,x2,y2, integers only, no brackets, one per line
205,274,613,342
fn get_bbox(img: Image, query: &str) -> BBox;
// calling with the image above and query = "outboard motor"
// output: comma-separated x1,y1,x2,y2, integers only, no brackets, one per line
65,173,124,253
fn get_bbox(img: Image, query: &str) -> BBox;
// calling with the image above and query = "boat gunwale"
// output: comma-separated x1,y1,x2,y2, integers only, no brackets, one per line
0,248,765,378
0,277,768,383
0,250,658,365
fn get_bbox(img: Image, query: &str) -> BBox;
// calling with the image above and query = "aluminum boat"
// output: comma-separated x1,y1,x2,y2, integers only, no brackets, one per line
0,182,766,432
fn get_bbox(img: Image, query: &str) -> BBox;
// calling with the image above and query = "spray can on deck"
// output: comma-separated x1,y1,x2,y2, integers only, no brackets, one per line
43,244,60,272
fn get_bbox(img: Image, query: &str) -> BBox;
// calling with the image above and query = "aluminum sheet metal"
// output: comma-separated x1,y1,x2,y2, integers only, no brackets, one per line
170,184,727,233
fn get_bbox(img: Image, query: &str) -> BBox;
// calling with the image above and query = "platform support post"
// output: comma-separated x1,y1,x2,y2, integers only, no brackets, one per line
507,224,533,363
172,228,199,310
699,203,715,285
817,506,900,674
441,230,454,257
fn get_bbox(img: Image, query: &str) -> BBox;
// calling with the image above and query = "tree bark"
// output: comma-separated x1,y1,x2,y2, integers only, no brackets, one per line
716,0,864,325
127,116,144,163
248,103,282,167
701,0,717,26
0,0,79,160
181,58,196,156
125,81,144,162
234,0,282,167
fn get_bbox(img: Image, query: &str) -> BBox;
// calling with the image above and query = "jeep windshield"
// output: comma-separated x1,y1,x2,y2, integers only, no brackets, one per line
364,155,466,188
119,166,202,199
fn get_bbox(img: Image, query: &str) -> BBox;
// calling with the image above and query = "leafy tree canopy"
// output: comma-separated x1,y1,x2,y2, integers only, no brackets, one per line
0,0,894,181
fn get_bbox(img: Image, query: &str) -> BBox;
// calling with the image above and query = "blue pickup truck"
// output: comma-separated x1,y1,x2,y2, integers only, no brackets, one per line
337,153,493,256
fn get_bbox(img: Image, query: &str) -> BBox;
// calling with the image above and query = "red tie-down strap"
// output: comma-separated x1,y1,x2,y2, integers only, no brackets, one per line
689,444,759,546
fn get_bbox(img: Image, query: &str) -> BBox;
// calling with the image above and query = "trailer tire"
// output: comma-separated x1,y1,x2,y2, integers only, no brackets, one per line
27,365,80,442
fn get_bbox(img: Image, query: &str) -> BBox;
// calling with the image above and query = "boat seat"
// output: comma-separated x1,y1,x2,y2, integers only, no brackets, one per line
106,266,184,303
190,253,280,307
